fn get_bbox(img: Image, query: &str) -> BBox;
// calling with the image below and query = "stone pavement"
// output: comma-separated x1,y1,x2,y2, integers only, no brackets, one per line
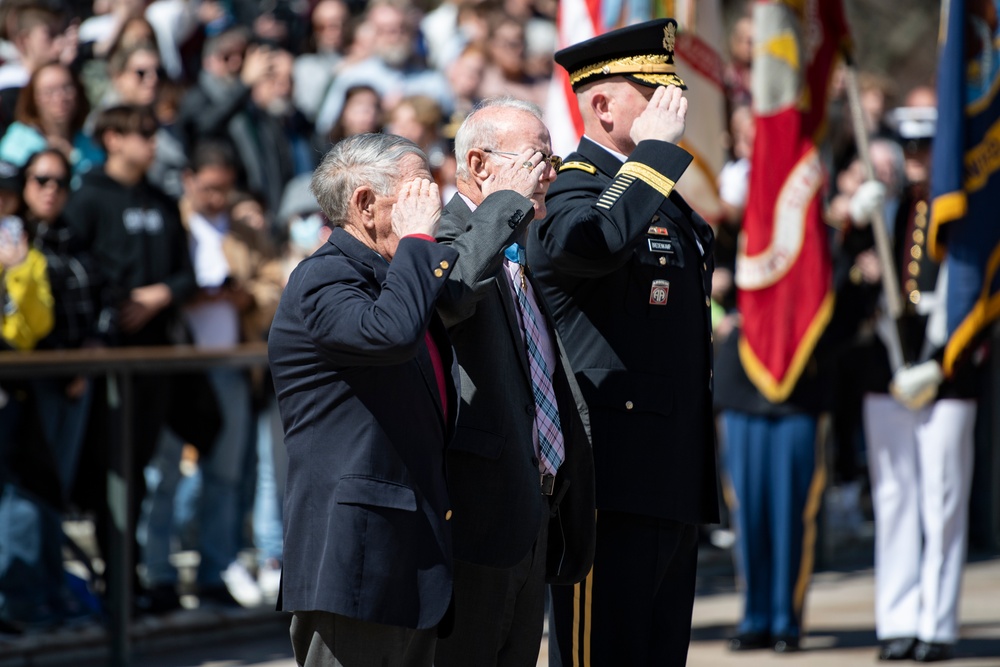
1,550,998,666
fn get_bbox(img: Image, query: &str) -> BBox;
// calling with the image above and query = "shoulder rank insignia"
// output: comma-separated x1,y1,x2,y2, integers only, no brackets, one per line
558,161,597,174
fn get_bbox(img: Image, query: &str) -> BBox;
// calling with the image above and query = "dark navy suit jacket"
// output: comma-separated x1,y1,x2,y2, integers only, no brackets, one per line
268,227,460,630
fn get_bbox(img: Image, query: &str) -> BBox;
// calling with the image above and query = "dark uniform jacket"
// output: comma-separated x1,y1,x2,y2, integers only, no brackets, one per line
528,136,719,525
268,229,460,630
839,184,979,399
436,191,596,585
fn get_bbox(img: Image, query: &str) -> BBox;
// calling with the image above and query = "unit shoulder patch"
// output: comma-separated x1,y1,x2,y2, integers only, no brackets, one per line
558,161,597,174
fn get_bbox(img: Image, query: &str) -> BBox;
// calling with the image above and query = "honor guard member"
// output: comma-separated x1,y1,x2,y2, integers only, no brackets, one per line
844,94,981,663
528,19,719,666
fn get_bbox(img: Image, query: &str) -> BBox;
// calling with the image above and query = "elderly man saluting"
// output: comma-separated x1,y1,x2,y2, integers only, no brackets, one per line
268,133,459,667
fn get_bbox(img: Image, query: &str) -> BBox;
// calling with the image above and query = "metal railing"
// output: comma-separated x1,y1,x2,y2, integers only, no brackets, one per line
0,342,270,667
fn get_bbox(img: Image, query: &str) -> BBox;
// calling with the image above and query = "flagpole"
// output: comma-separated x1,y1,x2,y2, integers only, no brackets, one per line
843,61,907,371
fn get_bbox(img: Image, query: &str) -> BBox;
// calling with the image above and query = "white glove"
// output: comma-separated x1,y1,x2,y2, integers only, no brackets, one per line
890,359,943,410
848,180,886,228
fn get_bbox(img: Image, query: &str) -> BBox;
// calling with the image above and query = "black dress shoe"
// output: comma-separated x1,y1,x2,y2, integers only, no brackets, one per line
772,635,800,653
913,641,953,662
728,631,772,651
878,637,916,660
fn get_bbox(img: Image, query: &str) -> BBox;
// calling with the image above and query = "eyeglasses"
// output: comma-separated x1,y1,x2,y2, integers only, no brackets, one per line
131,68,161,82
37,83,76,99
482,148,562,171
31,174,70,190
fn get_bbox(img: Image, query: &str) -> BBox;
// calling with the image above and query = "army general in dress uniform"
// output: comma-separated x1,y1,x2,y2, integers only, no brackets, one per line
527,19,719,666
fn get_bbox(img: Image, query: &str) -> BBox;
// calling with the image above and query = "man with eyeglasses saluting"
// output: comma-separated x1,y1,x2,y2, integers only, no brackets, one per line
433,97,595,667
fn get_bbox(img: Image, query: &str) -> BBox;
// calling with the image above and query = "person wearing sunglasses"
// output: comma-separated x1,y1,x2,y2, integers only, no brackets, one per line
433,97,594,667
64,104,196,613
20,147,107,539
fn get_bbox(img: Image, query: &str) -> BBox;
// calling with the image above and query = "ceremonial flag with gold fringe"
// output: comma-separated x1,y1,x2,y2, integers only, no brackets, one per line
928,0,1000,376
546,0,727,228
735,0,848,403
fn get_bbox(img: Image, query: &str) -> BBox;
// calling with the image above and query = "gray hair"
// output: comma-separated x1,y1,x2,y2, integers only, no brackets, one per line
454,97,544,179
869,137,906,198
310,133,428,227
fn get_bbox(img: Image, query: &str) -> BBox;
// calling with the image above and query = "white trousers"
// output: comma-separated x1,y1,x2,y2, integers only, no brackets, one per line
863,394,976,643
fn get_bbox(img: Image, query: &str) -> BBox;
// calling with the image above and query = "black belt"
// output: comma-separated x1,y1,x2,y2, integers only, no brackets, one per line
540,473,555,496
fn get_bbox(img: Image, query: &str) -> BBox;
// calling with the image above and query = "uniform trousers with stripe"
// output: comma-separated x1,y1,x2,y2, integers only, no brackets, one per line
548,511,699,667
863,394,976,644
721,411,824,640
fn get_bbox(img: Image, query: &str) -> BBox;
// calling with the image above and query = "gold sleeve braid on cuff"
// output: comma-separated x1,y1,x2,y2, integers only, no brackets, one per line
617,162,677,198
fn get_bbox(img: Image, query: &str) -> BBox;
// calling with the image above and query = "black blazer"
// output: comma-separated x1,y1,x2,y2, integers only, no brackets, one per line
436,191,596,585
268,228,460,629
528,137,720,525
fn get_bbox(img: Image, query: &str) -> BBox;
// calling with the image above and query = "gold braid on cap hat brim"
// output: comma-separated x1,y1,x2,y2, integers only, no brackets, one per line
569,54,686,88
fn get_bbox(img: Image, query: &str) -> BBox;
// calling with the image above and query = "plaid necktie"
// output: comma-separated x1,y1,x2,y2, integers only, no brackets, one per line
509,245,565,475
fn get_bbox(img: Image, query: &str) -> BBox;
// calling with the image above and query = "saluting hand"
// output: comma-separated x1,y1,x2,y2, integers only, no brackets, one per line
482,149,547,201
630,84,688,146
391,177,441,239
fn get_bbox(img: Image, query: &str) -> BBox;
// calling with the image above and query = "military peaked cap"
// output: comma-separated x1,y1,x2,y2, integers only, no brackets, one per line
554,18,686,92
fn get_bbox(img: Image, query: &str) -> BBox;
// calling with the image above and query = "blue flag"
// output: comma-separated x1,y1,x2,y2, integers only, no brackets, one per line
929,0,1000,375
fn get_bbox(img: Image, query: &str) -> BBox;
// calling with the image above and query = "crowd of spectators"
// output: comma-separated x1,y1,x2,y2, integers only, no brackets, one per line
0,1,986,661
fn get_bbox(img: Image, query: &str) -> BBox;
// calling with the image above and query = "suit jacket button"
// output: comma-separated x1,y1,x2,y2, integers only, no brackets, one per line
525,404,534,415
439,260,450,269
434,268,444,278
531,456,539,466
625,400,634,410
445,510,453,521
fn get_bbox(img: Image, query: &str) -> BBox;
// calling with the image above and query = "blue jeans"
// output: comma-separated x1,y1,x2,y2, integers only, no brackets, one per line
140,369,252,587
253,393,285,566
0,395,64,624
32,378,92,501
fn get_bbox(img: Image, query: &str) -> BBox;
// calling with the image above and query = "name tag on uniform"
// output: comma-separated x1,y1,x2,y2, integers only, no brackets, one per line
649,279,670,305
648,238,675,255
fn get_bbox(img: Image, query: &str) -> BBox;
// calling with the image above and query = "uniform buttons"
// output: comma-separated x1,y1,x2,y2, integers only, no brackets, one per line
702,262,707,271
909,291,921,305
439,260,450,269
905,279,918,292
709,369,714,380
912,229,924,245
625,400,634,410
908,261,920,276
705,296,711,307
659,256,667,265
910,246,922,260
915,201,928,215
433,268,444,278
445,510,453,521
710,333,714,343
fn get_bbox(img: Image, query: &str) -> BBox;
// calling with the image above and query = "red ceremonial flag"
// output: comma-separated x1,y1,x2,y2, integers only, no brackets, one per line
735,0,848,402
